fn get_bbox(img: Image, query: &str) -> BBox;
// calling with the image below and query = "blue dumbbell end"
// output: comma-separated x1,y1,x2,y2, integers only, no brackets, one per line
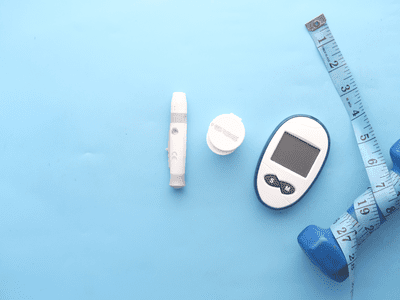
297,225,348,282
390,139,400,175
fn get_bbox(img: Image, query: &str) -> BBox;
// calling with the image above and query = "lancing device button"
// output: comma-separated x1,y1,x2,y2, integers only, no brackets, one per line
207,113,245,155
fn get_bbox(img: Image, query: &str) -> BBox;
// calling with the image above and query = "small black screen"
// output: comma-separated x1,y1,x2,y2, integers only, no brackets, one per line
271,132,320,178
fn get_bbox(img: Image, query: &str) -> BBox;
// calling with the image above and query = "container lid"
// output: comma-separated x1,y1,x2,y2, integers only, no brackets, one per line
207,113,245,155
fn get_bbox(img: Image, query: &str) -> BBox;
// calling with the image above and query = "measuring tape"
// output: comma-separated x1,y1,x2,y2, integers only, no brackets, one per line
305,14,400,298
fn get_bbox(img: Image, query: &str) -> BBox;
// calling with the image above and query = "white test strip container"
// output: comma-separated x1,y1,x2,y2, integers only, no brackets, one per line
206,113,245,155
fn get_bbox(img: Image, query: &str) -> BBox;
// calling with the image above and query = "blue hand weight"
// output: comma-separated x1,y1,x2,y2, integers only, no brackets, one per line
297,139,400,282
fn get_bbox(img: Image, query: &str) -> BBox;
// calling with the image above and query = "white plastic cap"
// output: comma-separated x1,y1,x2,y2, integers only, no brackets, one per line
171,92,187,113
207,113,245,155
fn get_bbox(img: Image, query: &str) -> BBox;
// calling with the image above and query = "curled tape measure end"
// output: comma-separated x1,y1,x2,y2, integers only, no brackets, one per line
305,14,326,32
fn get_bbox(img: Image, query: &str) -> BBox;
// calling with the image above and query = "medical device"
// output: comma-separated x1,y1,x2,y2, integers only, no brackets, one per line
167,92,187,188
254,115,329,209
207,113,245,155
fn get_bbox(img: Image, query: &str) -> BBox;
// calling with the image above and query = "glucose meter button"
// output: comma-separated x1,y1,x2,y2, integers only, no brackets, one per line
264,174,280,188
280,182,295,195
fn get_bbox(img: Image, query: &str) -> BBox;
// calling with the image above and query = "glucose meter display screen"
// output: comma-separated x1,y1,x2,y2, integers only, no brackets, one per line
271,132,320,178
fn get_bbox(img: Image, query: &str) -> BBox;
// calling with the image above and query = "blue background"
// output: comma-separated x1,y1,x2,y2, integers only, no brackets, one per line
1,0,400,299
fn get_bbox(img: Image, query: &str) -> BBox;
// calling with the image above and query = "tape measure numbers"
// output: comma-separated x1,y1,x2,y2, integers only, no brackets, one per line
306,14,400,298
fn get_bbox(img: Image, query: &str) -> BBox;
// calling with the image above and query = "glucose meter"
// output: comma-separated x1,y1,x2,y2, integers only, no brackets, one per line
254,115,330,209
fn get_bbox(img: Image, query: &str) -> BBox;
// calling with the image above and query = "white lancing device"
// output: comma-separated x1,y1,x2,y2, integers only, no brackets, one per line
167,92,187,189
